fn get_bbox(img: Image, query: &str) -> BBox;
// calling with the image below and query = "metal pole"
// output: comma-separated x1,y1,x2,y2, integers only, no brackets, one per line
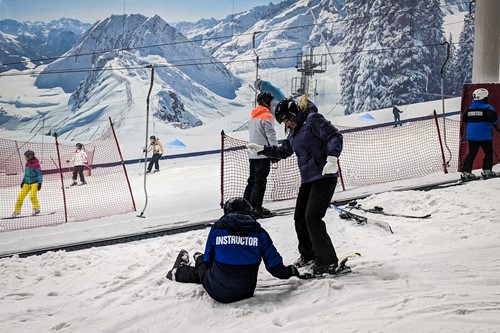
440,41,452,165
138,65,154,218
109,117,136,211
252,32,261,107
54,133,69,222
220,130,225,208
472,0,500,83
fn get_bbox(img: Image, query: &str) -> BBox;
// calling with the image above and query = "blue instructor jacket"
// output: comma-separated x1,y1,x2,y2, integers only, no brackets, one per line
202,212,293,303
463,99,498,141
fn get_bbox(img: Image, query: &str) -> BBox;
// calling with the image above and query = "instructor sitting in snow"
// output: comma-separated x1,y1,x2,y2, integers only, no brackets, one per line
166,197,299,304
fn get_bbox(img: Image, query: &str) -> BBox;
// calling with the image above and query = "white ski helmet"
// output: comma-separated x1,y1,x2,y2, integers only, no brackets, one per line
473,88,489,100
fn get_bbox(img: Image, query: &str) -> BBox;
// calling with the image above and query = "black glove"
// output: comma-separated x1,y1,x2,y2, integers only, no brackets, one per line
20,182,24,189
37,183,42,191
288,265,300,277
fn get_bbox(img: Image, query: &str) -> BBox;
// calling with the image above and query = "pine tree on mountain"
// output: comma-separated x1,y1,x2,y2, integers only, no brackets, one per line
340,0,372,115
351,0,390,113
341,0,446,113
382,0,445,106
444,33,457,97
452,13,474,95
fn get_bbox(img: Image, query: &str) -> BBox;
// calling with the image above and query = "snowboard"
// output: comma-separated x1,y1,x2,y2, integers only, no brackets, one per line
3,211,56,220
298,252,361,280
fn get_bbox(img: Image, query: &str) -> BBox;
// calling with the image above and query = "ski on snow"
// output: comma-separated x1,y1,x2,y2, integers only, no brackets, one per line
332,205,394,234
2,211,56,220
347,201,431,219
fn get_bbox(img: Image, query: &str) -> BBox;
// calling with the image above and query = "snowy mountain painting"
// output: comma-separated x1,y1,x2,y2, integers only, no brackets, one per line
0,0,471,146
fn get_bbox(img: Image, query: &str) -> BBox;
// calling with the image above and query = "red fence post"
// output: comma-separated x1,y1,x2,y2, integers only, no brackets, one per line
337,159,346,191
220,130,225,208
109,117,136,211
54,134,69,222
433,110,449,174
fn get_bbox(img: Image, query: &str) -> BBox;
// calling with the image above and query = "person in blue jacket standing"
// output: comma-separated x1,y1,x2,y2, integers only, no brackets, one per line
166,197,299,304
246,96,345,276
461,88,498,181
12,150,43,217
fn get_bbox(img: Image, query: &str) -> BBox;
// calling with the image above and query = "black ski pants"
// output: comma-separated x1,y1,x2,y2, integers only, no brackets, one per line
72,165,85,183
294,177,338,266
244,158,271,209
462,140,493,173
175,255,209,284
147,154,162,172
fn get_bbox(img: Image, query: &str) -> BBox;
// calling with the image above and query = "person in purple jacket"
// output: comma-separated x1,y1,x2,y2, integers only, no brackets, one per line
247,96,344,276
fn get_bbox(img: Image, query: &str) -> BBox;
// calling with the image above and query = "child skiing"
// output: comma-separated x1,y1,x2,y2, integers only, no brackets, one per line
66,143,88,186
144,136,163,173
12,150,43,217
166,197,300,303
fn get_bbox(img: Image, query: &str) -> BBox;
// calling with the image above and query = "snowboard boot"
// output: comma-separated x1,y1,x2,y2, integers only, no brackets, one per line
460,172,479,182
70,181,78,186
193,252,203,262
293,256,315,268
481,170,498,179
11,211,20,218
166,250,190,281
32,209,40,216
311,262,338,276
251,206,273,218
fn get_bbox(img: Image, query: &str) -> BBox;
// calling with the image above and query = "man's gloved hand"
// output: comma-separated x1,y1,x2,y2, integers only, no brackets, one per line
66,160,70,163
20,182,24,189
37,183,42,191
246,143,264,154
322,156,338,175
288,265,300,277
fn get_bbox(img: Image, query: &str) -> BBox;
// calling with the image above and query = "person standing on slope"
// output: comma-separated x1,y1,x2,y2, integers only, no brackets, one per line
66,143,88,186
243,92,278,218
247,96,345,276
461,88,499,181
166,197,299,304
144,136,163,173
12,150,43,217
392,105,403,127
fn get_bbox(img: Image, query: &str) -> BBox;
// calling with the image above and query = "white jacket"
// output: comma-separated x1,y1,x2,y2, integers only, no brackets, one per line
146,140,164,155
71,149,88,166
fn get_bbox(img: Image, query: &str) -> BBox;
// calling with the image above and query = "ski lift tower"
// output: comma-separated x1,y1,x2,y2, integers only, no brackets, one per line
291,48,327,98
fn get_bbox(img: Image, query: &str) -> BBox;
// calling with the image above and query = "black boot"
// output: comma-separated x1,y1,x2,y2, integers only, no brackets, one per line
166,250,190,281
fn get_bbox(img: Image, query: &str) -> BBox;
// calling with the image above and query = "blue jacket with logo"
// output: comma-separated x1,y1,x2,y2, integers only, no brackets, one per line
202,212,292,303
260,108,343,184
463,100,498,141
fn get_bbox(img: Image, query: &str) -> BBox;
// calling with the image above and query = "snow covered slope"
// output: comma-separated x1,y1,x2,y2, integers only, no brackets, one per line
0,154,499,333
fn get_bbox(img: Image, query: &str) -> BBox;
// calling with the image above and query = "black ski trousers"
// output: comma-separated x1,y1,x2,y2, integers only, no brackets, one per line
72,165,85,183
244,158,271,209
147,154,162,172
294,177,338,266
175,255,209,284
462,140,493,173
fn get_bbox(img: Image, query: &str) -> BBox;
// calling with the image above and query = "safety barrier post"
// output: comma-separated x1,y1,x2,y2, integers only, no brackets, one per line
109,117,136,211
433,110,449,174
220,130,225,208
54,133,69,222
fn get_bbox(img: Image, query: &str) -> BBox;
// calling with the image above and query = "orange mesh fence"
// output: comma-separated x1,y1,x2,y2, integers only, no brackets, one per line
221,113,461,205
0,122,135,231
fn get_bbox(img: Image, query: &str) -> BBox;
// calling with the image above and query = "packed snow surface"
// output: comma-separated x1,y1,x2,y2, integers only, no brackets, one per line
1,154,500,333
